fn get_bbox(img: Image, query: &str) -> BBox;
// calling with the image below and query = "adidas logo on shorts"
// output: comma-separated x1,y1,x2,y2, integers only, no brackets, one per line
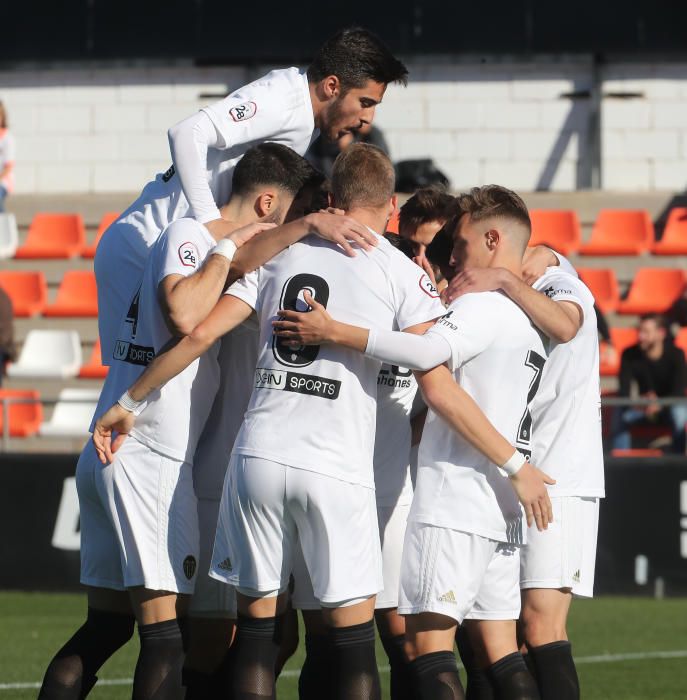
573,569,581,583
438,590,457,604
217,557,233,572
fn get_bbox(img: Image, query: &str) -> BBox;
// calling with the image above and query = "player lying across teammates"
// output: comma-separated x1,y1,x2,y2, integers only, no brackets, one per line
37,27,604,700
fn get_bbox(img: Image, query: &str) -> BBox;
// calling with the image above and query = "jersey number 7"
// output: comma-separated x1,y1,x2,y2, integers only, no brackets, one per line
516,349,546,458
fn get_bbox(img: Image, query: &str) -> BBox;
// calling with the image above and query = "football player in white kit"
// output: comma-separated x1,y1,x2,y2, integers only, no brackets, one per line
445,247,604,700
94,27,408,366
274,186,556,700
92,144,445,700
38,145,376,700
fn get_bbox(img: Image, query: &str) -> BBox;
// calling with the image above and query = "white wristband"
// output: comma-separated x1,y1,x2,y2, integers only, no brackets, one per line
118,391,144,414
211,238,237,262
501,449,527,477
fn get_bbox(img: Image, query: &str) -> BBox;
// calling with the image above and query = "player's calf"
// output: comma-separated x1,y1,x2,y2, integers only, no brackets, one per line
376,608,413,700
38,605,135,700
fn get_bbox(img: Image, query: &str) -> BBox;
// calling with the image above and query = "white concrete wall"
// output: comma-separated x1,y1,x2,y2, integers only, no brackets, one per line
1,60,686,194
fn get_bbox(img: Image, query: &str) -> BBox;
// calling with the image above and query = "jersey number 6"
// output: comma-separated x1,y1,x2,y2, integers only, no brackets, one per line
273,274,330,368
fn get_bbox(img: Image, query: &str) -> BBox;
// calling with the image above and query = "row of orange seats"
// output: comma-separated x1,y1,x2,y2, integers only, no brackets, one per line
9,212,118,259
579,268,686,315
7,207,687,261
0,389,43,437
601,327,687,376
529,208,687,256
0,270,98,317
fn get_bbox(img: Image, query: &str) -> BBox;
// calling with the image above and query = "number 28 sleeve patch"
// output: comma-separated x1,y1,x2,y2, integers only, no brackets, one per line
178,241,200,268
229,101,257,122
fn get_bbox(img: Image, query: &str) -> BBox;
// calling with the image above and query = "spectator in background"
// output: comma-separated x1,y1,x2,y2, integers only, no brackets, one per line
0,286,16,386
612,313,687,453
0,101,15,212
667,282,687,328
307,121,389,178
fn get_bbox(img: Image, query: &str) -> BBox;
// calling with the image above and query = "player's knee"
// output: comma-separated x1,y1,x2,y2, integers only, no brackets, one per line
520,607,566,648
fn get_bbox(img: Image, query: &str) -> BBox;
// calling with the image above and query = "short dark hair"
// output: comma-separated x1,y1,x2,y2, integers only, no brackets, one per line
384,232,415,259
425,224,454,268
640,313,668,331
307,27,408,91
454,185,531,232
331,143,395,210
399,185,456,236
232,143,318,197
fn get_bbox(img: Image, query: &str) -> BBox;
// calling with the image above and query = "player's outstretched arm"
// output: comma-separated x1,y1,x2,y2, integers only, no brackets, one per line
273,291,448,369
445,267,582,344
92,296,253,464
228,210,378,284
162,221,276,336
416,364,555,531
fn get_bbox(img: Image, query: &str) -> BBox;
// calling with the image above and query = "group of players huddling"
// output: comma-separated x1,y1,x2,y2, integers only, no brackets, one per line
38,27,604,700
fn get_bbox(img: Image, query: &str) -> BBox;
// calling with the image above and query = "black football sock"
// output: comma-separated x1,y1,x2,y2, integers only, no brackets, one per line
329,620,381,700
181,668,213,699
232,615,283,700
298,632,331,699
379,634,413,700
38,607,135,699
455,626,495,700
209,646,235,699
488,652,540,700
133,618,189,700
527,641,579,700
410,651,465,700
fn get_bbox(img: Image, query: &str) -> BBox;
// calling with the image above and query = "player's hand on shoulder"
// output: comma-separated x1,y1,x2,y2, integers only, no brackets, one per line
508,461,555,532
522,246,559,285
226,221,277,248
444,267,508,304
306,210,378,257
273,290,332,345
92,404,136,465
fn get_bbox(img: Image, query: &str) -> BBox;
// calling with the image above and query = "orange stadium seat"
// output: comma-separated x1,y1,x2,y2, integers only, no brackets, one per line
79,340,109,379
0,389,43,437
579,210,654,256
386,209,400,234
14,213,86,259
611,448,664,458
600,327,639,376
44,270,98,317
652,207,687,256
528,210,581,255
82,211,119,259
0,270,48,317
616,268,687,315
578,268,620,314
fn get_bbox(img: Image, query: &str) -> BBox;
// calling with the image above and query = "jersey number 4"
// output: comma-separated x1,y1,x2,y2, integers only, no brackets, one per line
273,274,330,368
516,349,546,457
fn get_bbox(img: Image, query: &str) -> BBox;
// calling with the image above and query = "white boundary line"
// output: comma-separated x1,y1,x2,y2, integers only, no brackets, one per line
2,649,686,690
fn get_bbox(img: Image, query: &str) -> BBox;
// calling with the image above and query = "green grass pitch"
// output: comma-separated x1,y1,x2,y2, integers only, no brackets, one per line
1,592,686,699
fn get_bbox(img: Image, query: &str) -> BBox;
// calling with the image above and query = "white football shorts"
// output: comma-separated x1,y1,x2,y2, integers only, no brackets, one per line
77,437,199,594
189,498,237,618
210,454,383,605
292,501,410,611
520,496,599,598
398,521,521,624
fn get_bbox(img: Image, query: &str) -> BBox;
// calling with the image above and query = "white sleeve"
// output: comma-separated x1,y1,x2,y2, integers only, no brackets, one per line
168,112,223,224
547,247,578,278
365,328,452,371
539,272,587,320
424,295,499,371
157,222,207,284
225,270,260,312
392,256,446,329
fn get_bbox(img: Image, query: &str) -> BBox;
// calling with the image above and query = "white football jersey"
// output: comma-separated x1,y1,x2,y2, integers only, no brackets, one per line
91,218,220,463
227,233,445,489
193,321,260,500
412,292,547,545
529,269,605,497
374,364,416,507
95,67,316,363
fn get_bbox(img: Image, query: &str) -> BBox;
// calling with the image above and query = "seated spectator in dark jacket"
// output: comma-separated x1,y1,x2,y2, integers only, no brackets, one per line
611,313,687,453
0,286,16,386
